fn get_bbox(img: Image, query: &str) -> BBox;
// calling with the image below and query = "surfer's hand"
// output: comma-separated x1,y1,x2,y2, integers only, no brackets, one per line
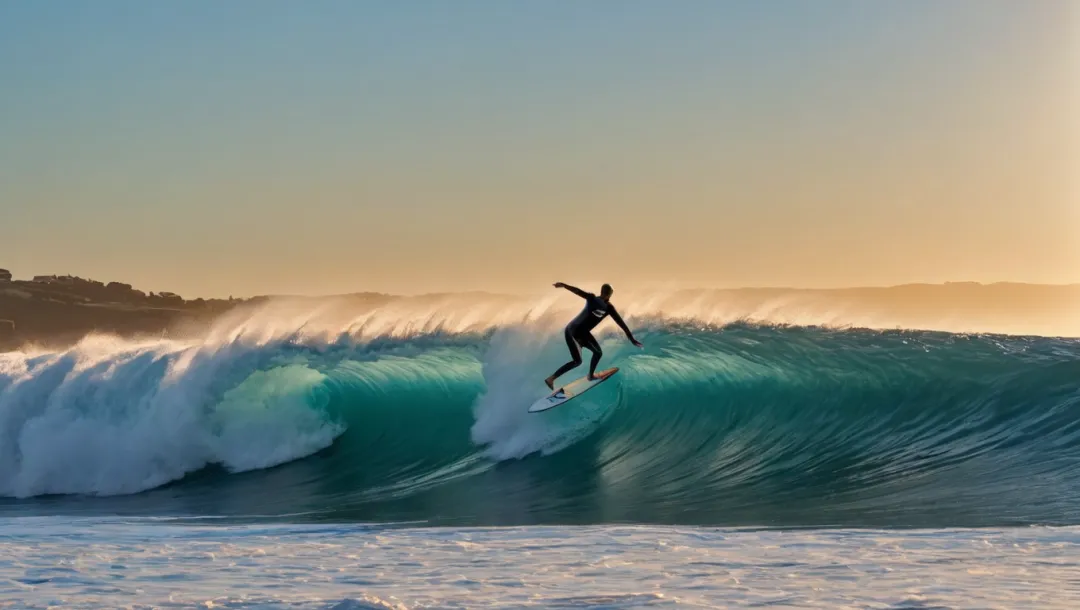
632,339,644,348
553,282,565,289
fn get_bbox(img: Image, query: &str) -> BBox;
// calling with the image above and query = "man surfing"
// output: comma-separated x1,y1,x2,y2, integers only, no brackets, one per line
545,282,643,390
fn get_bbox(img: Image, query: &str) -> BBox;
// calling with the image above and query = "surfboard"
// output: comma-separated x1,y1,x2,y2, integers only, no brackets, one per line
528,367,619,413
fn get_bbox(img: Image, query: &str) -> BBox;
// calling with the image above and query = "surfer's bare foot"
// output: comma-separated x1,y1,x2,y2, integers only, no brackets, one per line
545,376,555,390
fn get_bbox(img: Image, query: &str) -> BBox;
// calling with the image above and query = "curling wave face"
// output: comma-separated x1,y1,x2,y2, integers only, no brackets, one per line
1,292,1079,527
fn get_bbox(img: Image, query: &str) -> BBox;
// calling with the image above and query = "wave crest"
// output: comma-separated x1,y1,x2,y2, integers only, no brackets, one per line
2,295,1080,527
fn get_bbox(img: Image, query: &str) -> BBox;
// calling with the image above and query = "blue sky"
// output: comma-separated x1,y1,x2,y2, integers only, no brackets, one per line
1,1,1076,297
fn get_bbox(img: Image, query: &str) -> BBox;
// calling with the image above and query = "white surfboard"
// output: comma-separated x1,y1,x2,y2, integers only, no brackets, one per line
528,367,619,413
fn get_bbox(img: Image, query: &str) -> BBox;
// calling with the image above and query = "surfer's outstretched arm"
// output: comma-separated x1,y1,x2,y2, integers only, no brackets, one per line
553,282,591,299
610,307,644,348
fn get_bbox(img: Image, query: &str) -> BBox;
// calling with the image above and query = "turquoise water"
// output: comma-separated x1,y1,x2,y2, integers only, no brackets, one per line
3,322,1078,527
2,308,1079,607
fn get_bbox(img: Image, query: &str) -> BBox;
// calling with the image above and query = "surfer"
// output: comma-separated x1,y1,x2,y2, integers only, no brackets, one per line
545,282,643,390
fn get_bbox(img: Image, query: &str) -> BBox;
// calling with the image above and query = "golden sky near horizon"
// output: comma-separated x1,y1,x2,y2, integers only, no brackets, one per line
1,2,1078,298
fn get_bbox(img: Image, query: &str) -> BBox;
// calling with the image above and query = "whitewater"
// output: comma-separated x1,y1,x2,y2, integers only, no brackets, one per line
2,291,1080,608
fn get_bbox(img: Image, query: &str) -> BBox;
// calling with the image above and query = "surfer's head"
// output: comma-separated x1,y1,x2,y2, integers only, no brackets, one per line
600,284,613,301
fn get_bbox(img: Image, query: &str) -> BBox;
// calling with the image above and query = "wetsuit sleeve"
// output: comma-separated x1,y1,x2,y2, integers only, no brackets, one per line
560,284,592,299
609,306,636,341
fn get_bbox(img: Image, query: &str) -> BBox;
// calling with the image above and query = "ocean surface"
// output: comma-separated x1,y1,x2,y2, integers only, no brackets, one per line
2,295,1079,607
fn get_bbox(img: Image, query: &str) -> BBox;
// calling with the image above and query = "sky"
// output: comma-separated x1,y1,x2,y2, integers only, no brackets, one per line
1,1,1077,298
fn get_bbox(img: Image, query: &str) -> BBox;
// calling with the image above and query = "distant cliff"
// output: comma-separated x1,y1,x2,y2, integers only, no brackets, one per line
0,275,261,351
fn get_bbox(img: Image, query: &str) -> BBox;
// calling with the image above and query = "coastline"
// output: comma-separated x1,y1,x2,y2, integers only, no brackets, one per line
3,276,1080,352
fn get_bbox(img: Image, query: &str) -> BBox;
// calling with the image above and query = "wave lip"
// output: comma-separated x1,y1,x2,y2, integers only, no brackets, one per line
1,307,1079,528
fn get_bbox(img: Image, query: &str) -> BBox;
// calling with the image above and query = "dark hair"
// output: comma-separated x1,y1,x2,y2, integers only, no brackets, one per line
601,283,613,294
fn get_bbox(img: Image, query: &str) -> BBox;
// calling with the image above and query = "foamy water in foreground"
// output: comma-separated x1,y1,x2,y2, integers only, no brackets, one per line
2,519,1078,609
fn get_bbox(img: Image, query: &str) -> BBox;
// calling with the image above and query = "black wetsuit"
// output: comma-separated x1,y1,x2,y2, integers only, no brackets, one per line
551,292,632,380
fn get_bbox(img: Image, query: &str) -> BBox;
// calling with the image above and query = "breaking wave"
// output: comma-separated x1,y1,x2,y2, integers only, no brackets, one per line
2,292,1079,527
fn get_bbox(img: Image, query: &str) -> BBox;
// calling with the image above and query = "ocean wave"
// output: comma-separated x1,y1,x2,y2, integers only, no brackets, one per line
2,298,1079,527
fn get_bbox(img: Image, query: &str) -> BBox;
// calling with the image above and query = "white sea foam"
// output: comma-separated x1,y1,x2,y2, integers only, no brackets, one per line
469,325,618,460
1,519,1077,609
0,335,343,498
